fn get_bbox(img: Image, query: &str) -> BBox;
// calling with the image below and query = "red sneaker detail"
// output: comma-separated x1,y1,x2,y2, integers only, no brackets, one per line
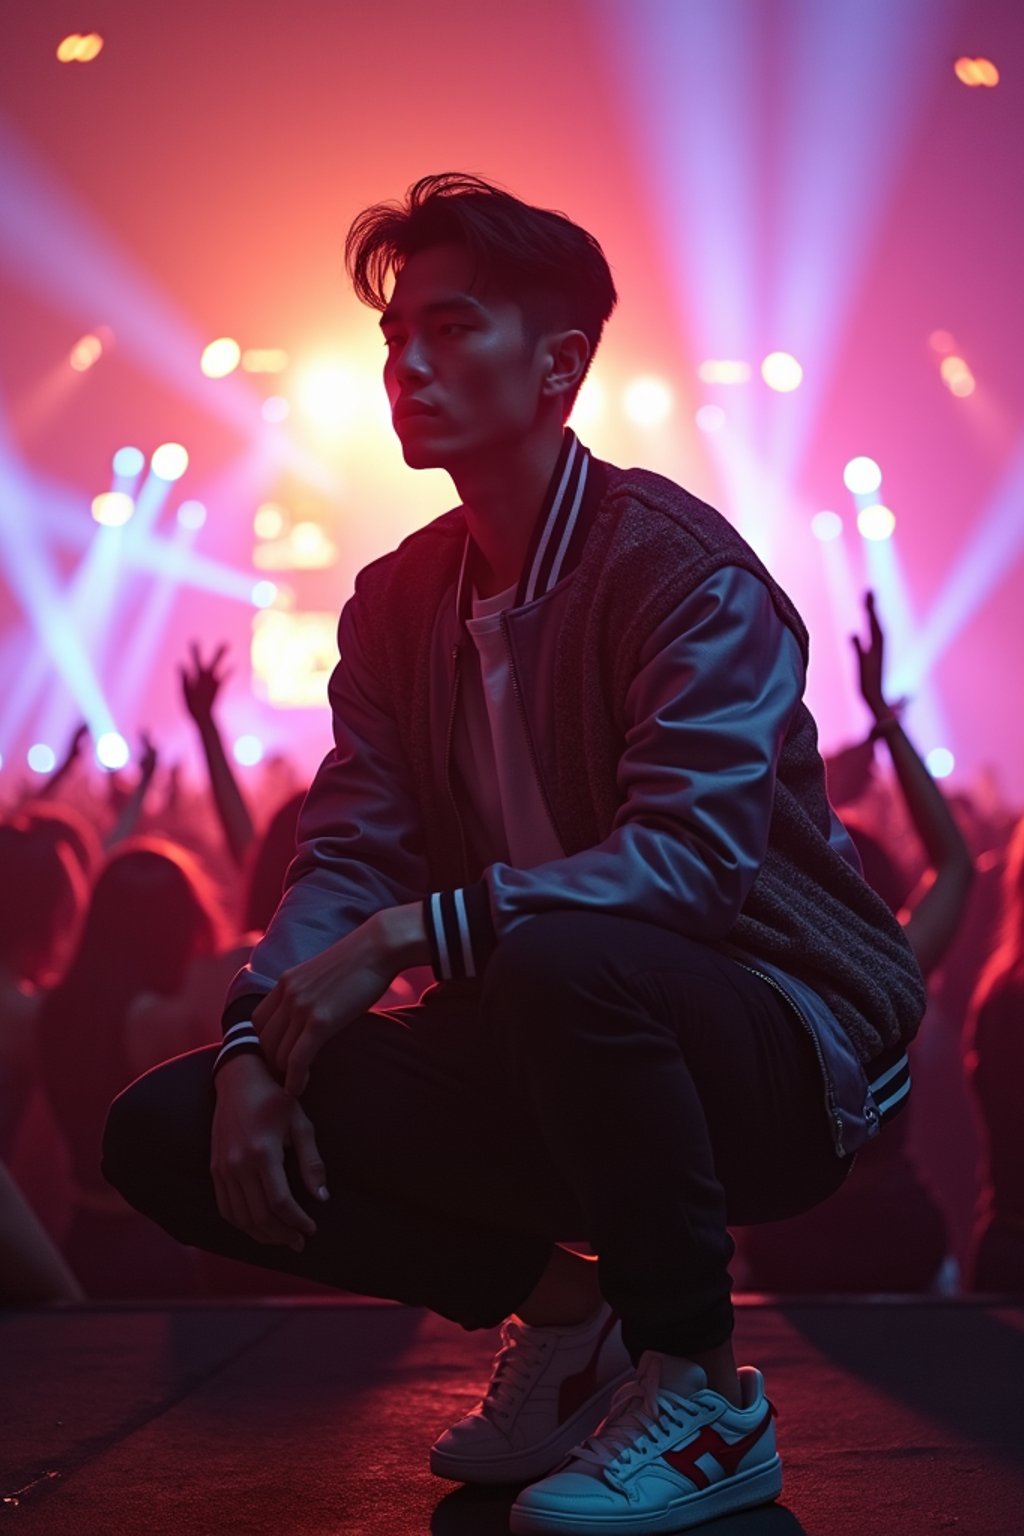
557,1309,619,1423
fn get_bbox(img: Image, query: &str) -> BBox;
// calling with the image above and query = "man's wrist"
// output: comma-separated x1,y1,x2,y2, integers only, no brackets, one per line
376,903,430,968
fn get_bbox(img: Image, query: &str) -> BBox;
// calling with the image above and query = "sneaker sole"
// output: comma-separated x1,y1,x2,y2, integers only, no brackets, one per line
508,1455,783,1532
429,1364,636,1485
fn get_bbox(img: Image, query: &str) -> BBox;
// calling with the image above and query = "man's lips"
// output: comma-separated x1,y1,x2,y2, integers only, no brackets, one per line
392,398,439,423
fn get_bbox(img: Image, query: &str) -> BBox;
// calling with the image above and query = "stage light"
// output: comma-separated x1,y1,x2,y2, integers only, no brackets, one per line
177,500,207,530
57,34,103,63
296,361,360,429
233,734,264,767
857,503,896,541
112,446,145,478
623,377,673,427
57,35,83,62
242,349,289,373
28,743,56,774
261,395,290,423
761,353,803,393
568,377,606,431
929,329,956,355
812,510,844,542
251,610,338,708
252,579,278,608
69,334,103,372
926,747,955,779
91,491,135,527
843,456,883,495
940,356,975,397
954,57,999,87
201,337,242,378
254,503,285,539
695,404,726,433
96,731,129,770
697,361,751,385
151,443,189,481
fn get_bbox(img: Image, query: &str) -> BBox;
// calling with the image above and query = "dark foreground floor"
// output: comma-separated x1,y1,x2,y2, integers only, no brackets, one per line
2,1296,1022,1536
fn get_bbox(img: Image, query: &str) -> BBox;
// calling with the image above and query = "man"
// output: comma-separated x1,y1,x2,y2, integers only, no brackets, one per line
104,173,926,1534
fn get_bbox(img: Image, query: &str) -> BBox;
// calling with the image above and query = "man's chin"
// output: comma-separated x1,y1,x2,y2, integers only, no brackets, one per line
398,440,448,470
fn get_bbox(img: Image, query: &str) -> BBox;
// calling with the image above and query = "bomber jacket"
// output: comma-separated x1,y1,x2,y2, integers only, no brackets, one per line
220,432,927,1156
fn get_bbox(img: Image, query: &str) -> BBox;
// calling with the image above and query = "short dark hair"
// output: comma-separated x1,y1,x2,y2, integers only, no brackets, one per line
344,172,617,402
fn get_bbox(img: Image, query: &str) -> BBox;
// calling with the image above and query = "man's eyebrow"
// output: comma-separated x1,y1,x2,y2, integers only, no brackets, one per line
379,295,488,329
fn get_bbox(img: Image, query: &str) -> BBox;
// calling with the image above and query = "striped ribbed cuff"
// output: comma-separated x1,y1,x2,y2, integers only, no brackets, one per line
212,1020,264,1080
422,884,497,982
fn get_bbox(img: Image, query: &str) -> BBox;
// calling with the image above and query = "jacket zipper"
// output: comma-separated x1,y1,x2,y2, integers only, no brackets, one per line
443,644,470,884
734,959,846,1158
499,612,564,847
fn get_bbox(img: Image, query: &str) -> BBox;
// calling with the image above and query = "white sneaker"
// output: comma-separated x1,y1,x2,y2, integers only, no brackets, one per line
430,1300,634,1484
509,1350,782,1532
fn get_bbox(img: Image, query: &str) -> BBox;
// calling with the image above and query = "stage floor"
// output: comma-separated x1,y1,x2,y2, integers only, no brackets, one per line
2,1296,1021,1535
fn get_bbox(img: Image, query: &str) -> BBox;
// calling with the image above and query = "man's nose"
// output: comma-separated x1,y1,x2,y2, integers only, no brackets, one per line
393,338,432,383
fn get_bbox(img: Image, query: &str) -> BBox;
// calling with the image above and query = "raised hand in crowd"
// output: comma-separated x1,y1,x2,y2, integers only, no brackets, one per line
178,642,254,869
104,732,159,848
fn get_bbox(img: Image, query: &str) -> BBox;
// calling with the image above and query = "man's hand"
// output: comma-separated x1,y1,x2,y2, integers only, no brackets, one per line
211,1054,328,1251
253,904,428,1097
180,641,230,728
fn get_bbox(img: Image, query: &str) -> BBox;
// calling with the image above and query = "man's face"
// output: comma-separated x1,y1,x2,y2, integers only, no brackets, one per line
380,242,552,471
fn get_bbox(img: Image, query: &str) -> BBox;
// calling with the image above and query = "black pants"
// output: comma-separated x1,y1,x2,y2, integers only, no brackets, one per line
102,913,850,1360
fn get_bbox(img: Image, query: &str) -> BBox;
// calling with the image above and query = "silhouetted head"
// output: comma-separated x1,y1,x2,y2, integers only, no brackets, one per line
0,819,86,985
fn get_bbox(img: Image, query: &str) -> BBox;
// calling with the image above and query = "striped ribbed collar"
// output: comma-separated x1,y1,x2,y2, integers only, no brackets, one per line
454,430,601,622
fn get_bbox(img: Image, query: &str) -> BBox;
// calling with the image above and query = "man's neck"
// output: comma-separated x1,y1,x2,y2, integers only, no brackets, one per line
450,424,566,599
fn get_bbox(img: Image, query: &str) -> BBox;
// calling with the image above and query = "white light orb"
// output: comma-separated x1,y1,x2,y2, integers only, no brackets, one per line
761,352,803,393
296,362,360,429
91,491,135,527
177,500,207,530
857,503,896,542
695,404,726,434
251,580,278,609
96,731,130,770
112,445,145,478
926,747,955,779
254,503,285,539
201,337,242,379
843,456,883,496
233,734,265,767
28,743,56,774
623,376,673,427
151,442,189,481
261,395,291,423
811,510,844,542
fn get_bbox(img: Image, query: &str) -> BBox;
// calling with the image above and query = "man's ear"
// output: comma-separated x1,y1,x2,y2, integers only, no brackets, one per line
540,330,591,406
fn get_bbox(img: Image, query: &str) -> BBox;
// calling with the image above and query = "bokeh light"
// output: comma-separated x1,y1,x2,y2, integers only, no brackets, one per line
201,337,242,378
150,442,189,481
843,456,883,495
568,377,606,432
940,355,975,398
623,376,673,427
295,361,360,429
177,500,207,530
57,34,104,63
28,743,56,773
243,349,289,373
96,731,130,770
69,333,104,372
697,360,751,385
954,57,999,87
261,395,291,423
857,503,897,541
811,510,844,542
91,491,135,527
926,747,955,779
761,352,804,393
233,734,265,767
929,329,956,355
252,579,278,608
112,445,145,478
254,503,286,539
695,404,726,433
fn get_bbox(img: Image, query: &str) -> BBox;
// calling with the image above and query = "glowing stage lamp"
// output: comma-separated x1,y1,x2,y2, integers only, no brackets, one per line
857,503,896,542
28,744,56,774
929,329,956,356
151,443,189,481
96,731,129,770
70,334,104,372
695,404,726,434
254,503,286,539
843,456,882,495
233,734,265,767
112,445,145,478
262,395,290,423
811,510,843,542
697,360,751,385
91,491,135,527
201,338,242,378
954,57,999,87
761,353,803,393
926,747,955,779
57,34,104,63
177,500,207,530
940,356,975,398
623,377,673,427
296,361,360,429
252,579,278,608
289,521,335,568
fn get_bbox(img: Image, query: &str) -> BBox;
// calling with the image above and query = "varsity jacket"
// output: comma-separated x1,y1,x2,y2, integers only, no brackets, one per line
219,432,927,1156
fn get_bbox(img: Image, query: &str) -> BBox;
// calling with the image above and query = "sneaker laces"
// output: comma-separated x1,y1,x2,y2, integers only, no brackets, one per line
479,1317,550,1425
571,1372,706,1474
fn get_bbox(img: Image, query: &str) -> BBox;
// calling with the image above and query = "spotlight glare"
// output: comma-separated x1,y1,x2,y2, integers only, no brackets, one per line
761,352,803,393
568,377,605,431
233,734,265,767
254,503,286,539
252,579,278,608
201,337,242,378
28,743,56,774
296,361,360,429
151,442,189,481
940,355,975,397
843,456,883,495
112,445,145,478
242,349,289,373
177,500,207,530
91,491,135,527
261,395,291,424
926,747,955,779
697,360,751,385
857,503,896,542
57,34,83,61
96,731,129,770
695,404,726,434
623,376,674,427
70,333,104,371
811,510,843,542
